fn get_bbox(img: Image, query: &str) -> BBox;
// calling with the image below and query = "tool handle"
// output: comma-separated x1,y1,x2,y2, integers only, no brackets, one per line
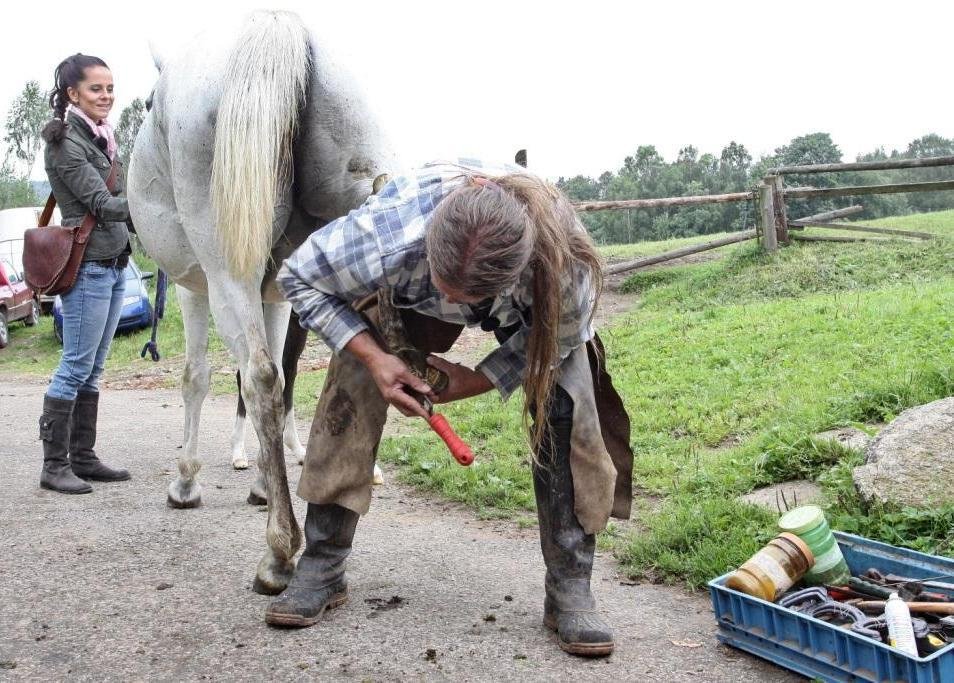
428,413,474,466
856,601,954,615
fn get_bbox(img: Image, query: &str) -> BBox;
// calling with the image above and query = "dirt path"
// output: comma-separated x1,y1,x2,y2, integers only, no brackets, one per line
0,379,798,681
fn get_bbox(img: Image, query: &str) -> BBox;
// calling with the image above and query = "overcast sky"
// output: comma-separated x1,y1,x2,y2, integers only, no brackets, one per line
3,1,952,181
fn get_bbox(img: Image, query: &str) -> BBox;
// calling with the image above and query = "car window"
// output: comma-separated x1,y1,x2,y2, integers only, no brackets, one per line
1,260,19,283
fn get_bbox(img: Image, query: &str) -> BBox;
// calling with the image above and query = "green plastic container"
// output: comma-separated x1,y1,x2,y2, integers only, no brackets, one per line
777,505,850,586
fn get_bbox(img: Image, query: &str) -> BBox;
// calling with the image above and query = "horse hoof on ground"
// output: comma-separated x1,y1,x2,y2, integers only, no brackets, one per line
167,479,202,509
372,464,384,486
247,471,268,505
252,551,295,595
232,456,250,470
285,443,306,465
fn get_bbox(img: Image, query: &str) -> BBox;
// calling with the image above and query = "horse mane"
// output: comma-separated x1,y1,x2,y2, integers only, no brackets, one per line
211,11,310,279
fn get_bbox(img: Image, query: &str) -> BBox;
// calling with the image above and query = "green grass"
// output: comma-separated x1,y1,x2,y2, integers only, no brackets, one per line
598,231,740,261
0,277,227,383
380,209,954,587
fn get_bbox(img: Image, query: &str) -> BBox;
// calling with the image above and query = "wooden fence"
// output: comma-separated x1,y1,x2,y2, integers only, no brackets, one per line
575,154,954,275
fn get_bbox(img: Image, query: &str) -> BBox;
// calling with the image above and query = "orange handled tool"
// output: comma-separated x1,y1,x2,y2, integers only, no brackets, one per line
427,412,474,466
420,396,474,466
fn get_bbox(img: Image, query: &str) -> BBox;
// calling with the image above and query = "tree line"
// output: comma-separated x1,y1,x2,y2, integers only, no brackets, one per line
4,79,953,244
558,132,954,244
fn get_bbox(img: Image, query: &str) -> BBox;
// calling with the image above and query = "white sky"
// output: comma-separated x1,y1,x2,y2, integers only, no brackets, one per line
2,0,952,181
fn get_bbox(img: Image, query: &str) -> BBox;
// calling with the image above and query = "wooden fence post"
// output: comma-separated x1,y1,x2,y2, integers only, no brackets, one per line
771,175,789,243
759,181,778,252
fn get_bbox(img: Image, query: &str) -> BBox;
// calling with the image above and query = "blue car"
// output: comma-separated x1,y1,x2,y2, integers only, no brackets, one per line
52,257,154,344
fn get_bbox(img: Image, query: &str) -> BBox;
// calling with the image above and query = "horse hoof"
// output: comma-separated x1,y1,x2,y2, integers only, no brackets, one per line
372,465,384,486
167,480,202,509
232,457,250,470
247,472,268,505
253,553,295,595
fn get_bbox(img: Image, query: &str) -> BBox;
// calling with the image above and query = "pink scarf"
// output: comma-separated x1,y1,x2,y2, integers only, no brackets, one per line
69,105,117,161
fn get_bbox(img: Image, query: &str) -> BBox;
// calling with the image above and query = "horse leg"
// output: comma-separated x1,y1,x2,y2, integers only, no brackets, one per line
230,371,250,470
207,278,300,594
169,285,211,509
246,300,293,505
280,312,308,464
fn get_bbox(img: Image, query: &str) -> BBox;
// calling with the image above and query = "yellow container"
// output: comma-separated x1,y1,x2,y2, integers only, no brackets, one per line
726,533,815,602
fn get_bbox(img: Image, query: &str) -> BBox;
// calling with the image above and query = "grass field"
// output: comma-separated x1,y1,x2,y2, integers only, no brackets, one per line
377,210,954,586
3,210,952,588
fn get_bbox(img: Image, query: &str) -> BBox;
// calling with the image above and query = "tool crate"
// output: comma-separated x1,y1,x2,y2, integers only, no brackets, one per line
709,532,954,682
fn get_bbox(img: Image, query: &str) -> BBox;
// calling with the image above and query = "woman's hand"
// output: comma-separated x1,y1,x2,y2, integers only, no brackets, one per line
427,355,494,404
345,332,433,419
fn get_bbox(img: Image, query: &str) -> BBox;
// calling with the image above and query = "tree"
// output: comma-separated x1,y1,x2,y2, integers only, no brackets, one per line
0,158,36,209
4,81,48,177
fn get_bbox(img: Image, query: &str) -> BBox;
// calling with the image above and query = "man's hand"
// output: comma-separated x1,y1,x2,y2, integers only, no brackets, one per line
426,355,494,403
345,332,432,419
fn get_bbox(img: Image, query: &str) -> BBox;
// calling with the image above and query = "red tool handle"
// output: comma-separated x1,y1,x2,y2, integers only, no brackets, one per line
427,413,474,466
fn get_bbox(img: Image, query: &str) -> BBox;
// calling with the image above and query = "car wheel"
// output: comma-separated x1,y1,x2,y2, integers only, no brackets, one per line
54,318,63,345
24,298,40,326
0,310,8,348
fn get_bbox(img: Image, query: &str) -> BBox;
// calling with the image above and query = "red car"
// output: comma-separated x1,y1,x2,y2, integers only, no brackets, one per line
0,257,39,348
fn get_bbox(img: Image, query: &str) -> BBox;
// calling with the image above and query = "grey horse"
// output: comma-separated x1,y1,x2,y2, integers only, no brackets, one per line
128,10,396,594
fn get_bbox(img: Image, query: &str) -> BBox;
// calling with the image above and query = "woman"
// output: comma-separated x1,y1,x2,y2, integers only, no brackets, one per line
268,160,634,657
38,54,131,494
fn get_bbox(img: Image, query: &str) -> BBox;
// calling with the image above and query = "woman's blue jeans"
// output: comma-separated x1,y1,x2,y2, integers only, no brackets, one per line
47,261,125,400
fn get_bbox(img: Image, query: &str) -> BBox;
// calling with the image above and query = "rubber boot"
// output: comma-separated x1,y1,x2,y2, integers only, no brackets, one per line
265,503,358,627
39,395,92,494
69,391,130,482
534,386,614,657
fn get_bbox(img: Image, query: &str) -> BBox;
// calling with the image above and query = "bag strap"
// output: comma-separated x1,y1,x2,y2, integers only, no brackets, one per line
39,158,119,229
38,194,56,228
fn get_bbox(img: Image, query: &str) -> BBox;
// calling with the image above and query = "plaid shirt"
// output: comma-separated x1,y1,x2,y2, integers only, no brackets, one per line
277,159,596,400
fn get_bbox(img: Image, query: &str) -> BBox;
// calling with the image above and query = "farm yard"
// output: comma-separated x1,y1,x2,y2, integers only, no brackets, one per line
3,5,954,677
1,208,951,678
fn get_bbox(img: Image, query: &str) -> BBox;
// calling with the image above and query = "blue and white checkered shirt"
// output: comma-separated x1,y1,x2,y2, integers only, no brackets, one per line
277,160,596,400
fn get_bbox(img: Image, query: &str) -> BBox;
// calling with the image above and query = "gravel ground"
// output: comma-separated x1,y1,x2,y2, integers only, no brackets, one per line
0,378,801,681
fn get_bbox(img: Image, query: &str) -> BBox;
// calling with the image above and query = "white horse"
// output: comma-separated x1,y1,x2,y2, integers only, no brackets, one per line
225,319,384,484
128,10,397,593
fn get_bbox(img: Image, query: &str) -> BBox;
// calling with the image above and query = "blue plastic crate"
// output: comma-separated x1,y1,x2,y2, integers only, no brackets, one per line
709,532,954,682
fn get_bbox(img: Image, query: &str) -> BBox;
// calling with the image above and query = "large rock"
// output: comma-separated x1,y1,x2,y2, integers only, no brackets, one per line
852,397,954,508
739,480,823,512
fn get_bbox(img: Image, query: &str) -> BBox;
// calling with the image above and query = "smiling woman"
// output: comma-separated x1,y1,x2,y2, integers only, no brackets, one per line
36,53,133,494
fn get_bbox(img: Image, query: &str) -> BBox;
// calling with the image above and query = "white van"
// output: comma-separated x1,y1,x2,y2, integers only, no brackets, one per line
0,205,62,306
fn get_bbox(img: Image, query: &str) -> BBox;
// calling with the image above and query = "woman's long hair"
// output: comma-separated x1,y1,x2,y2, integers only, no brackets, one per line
41,53,109,144
427,172,604,449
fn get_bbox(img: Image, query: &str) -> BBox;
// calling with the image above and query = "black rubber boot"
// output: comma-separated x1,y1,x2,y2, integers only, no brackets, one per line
39,395,92,494
265,503,358,627
69,391,130,482
534,386,614,657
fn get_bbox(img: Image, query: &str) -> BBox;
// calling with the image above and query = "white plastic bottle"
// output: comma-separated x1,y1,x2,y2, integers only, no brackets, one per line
884,592,919,657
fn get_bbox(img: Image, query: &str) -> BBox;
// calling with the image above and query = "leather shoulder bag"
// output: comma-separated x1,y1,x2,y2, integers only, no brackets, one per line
23,159,118,296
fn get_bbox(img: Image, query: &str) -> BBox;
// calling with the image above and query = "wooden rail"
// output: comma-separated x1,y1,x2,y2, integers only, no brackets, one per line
772,155,954,175
604,230,758,276
574,191,754,212
791,221,933,240
783,180,954,200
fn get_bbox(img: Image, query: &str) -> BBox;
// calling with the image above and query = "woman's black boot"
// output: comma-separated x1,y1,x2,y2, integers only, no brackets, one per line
39,395,92,494
534,387,614,657
69,391,130,481
265,503,358,627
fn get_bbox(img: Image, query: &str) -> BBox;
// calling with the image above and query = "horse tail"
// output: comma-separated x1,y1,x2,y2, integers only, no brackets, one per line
211,11,310,280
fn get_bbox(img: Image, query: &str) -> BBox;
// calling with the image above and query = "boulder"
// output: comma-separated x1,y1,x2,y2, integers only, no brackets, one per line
739,480,823,512
815,426,874,452
852,397,954,508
